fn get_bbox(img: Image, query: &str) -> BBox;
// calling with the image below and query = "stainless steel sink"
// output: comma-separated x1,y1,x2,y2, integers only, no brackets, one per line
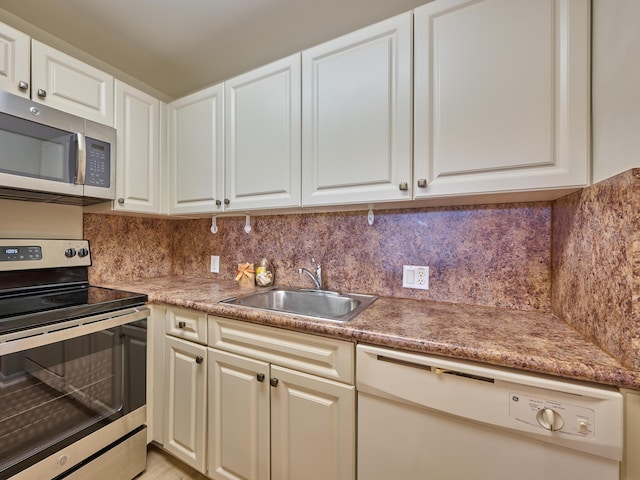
220,287,377,322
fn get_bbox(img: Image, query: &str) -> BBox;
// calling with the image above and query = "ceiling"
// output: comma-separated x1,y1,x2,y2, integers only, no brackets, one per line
0,0,429,99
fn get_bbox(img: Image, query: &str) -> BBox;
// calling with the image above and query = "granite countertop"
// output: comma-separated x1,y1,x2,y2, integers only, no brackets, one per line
103,275,640,390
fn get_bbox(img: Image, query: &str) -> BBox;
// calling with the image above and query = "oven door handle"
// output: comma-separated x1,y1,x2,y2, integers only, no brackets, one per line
0,307,149,355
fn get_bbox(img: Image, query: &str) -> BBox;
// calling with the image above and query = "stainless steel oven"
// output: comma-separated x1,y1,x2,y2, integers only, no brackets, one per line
0,239,148,480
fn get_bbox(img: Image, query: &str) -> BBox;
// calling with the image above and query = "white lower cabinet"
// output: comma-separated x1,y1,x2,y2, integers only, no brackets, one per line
208,350,270,480
162,307,208,474
270,364,355,480
207,316,356,480
164,335,207,473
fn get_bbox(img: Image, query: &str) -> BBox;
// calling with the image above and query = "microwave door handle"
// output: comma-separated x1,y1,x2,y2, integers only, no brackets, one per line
76,132,86,185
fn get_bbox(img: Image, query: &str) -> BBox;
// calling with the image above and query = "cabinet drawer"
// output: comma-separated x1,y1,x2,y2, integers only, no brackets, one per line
209,316,354,384
165,306,207,344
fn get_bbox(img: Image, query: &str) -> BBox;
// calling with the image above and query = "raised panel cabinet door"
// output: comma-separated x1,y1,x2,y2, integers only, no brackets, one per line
208,349,270,480
414,0,590,198
114,80,160,213
31,40,114,126
0,21,30,97
164,335,207,473
301,12,412,206
225,54,301,211
270,365,356,480
168,83,224,214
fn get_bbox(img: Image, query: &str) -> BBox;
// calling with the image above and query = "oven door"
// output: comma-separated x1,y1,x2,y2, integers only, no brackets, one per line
0,307,148,480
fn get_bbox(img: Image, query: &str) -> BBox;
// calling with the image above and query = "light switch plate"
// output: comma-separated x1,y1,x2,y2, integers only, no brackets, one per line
403,265,429,290
210,255,220,273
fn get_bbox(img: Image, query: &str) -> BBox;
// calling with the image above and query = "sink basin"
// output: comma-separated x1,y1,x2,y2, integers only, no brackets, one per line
220,287,377,322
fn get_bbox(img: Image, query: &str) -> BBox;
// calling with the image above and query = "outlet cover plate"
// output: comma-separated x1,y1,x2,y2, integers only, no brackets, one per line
210,255,220,273
403,265,429,290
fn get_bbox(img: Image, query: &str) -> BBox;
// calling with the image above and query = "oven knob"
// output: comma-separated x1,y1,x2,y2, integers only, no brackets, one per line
64,248,77,258
77,248,89,257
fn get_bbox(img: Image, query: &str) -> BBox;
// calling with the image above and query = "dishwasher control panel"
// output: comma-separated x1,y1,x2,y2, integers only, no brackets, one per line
509,392,595,438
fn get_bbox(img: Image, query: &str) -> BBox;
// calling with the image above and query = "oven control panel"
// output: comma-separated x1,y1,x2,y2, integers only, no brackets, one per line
0,239,91,271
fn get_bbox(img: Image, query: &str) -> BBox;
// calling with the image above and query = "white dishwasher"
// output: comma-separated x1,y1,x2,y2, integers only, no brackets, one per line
356,344,623,480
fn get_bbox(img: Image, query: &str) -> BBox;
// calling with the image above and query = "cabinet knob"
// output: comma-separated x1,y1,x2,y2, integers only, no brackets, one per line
18,80,29,91
37,88,47,98
178,321,186,329
399,182,408,191
270,377,279,387
196,356,204,364
117,198,125,204
257,373,265,382
417,178,428,188
215,199,222,206
224,198,230,205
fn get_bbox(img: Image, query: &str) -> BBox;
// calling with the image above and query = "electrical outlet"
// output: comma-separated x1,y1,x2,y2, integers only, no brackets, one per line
402,265,429,290
210,255,220,273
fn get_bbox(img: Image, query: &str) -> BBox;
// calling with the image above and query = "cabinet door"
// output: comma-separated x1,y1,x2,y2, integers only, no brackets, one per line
414,0,590,198
271,365,355,480
31,40,114,126
168,84,224,214
164,335,207,473
301,12,412,206
225,54,301,211
208,349,270,480
0,21,30,97
114,80,160,213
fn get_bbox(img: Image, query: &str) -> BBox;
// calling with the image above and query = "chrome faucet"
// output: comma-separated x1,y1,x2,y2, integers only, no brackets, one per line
298,258,323,290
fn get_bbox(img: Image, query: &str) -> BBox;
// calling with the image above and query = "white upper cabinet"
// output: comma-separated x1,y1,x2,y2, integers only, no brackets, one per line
0,21,30,97
301,12,413,206
413,0,590,198
114,80,162,214
31,40,114,126
225,54,301,211
167,83,224,215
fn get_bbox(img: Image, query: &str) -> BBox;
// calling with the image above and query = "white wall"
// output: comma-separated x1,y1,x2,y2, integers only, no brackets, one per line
0,199,83,239
592,0,640,183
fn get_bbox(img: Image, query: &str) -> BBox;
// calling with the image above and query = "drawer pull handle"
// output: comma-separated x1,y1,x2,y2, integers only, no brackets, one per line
37,88,47,98
196,356,204,364
257,373,265,382
435,368,451,375
270,377,279,387
178,321,186,329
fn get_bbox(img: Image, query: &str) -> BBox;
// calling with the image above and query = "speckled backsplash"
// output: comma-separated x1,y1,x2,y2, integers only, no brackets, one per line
84,202,552,311
552,168,640,370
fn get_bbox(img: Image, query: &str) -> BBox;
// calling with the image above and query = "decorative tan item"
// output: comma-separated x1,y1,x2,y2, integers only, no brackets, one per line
235,263,255,288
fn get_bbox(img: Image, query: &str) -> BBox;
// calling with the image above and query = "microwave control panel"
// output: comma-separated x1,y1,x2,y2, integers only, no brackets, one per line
85,138,111,187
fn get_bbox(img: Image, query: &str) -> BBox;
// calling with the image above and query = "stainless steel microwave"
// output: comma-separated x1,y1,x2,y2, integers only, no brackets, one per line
0,90,116,205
